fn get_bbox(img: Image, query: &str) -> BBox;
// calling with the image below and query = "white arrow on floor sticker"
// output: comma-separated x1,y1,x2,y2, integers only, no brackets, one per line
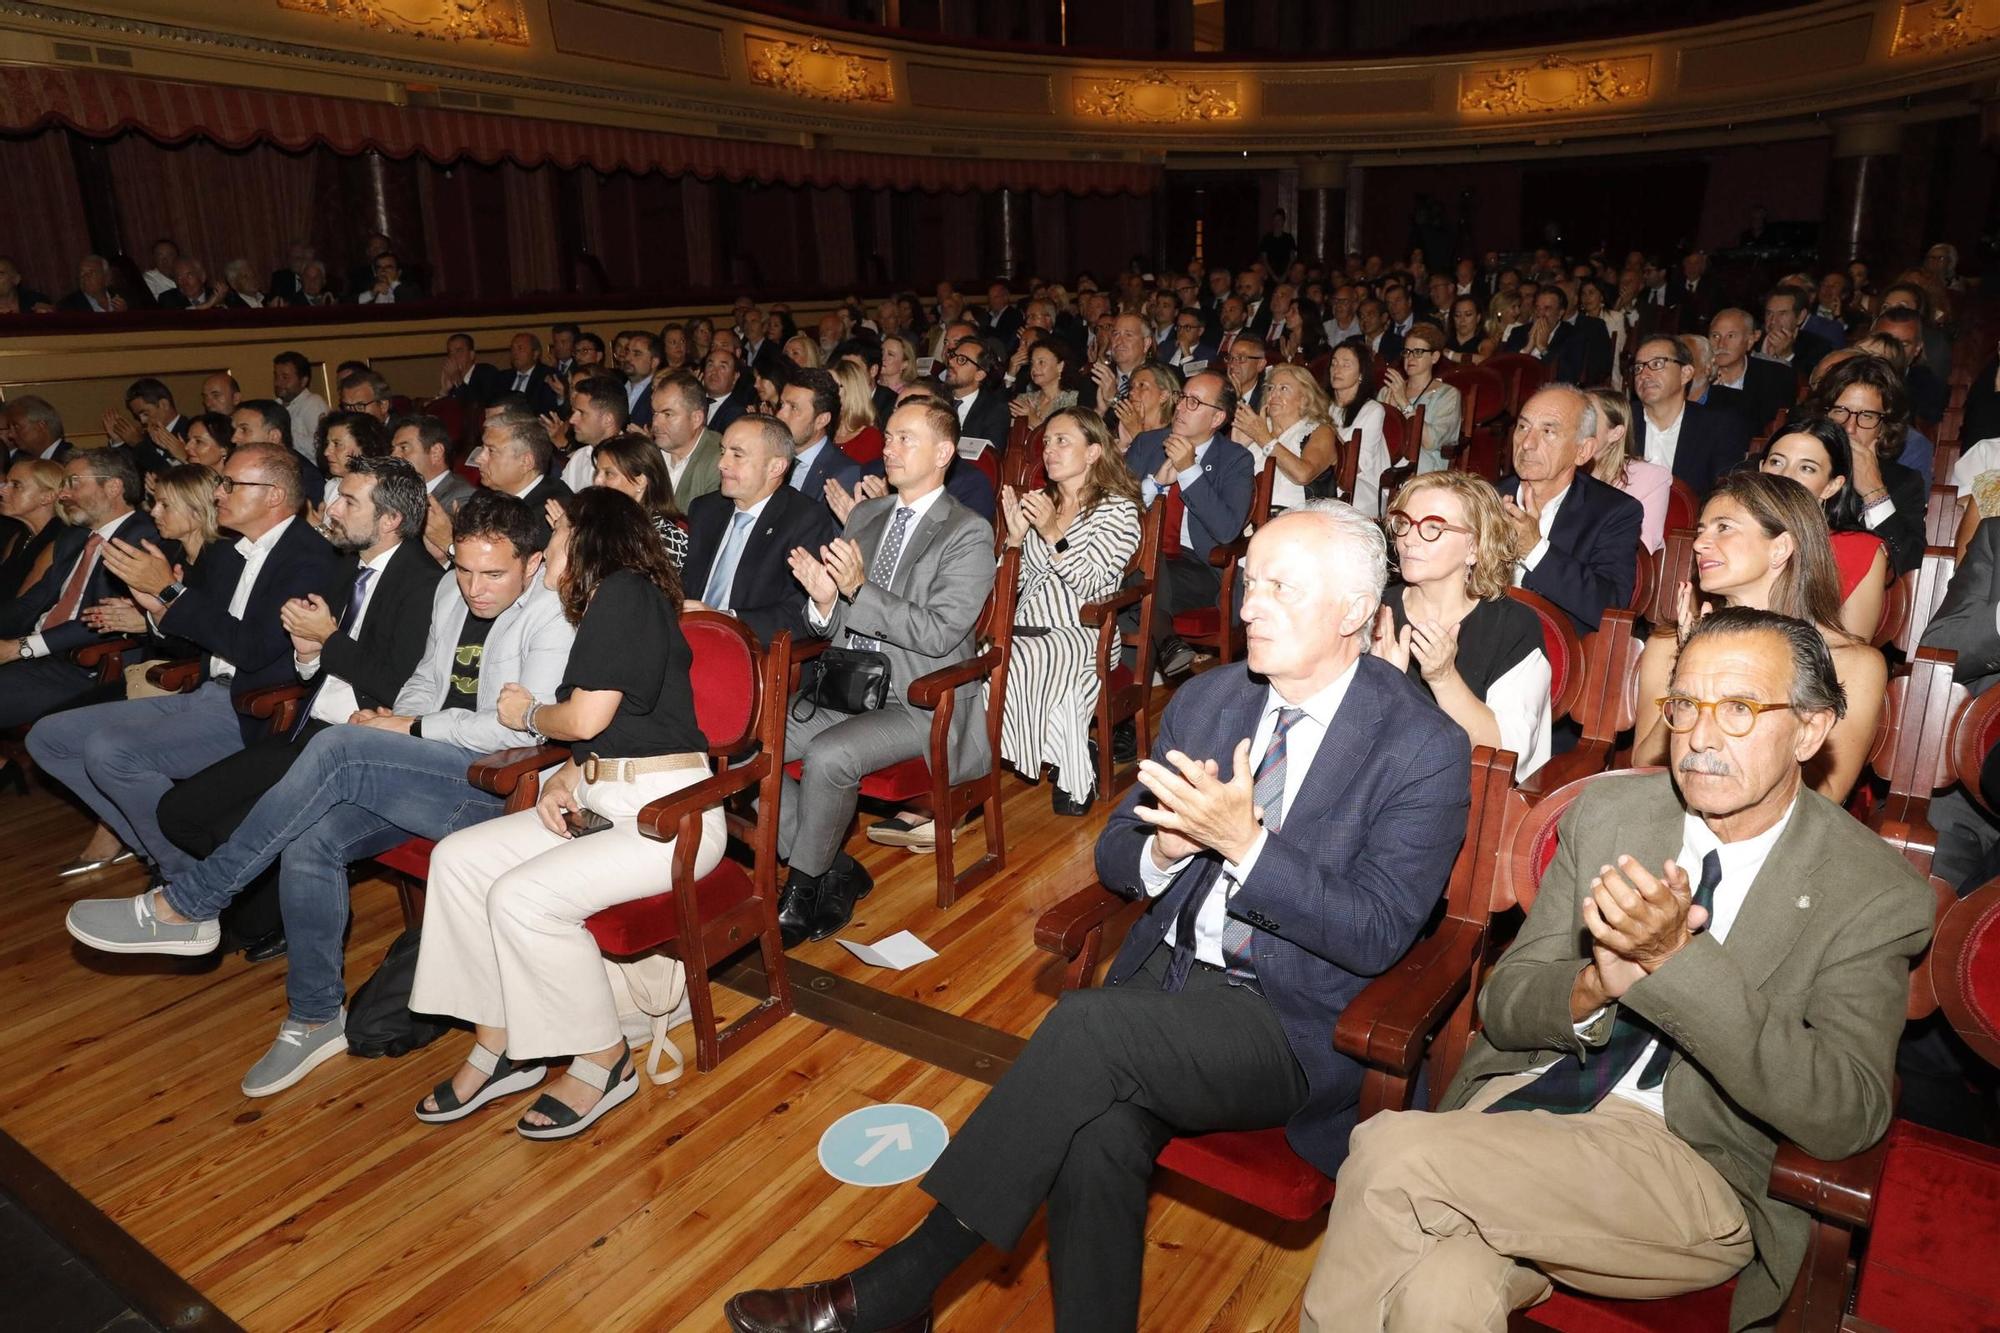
855,1122,912,1167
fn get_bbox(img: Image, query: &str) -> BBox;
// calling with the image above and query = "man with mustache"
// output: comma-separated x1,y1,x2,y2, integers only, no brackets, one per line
1303,607,1933,1331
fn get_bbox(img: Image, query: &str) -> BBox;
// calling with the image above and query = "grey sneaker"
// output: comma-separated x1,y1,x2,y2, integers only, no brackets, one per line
242,1010,349,1098
66,892,220,956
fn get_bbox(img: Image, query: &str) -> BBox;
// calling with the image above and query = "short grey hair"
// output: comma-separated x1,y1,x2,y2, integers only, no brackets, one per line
1540,382,1599,442
729,412,795,464
6,394,63,439
1290,499,1388,619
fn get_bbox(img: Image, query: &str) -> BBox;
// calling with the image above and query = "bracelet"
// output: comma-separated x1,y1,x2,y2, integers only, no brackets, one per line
525,702,544,738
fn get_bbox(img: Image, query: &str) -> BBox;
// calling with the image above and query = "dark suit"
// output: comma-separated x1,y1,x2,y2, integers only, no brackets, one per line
1919,516,2000,884
705,383,755,436
1122,429,1257,661
786,440,861,518
465,363,561,417
1500,471,1643,634
623,378,655,431
1160,338,1220,373
681,488,835,646
269,269,306,305
858,455,996,522
921,658,1470,1328
953,387,1011,454
1871,459,1927,577
1706,357,1798,435
1634,400,1749,499
56,290,126,313
1670,276,1717,330
1503,316,1614,386
0,510,163,728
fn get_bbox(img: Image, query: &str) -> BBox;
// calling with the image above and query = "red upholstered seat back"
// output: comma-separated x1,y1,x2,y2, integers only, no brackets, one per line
1505,587,1583,722
1665,479,1700,534
1498,767,1663,914
683,613,758,752
1852,1122,2000,1331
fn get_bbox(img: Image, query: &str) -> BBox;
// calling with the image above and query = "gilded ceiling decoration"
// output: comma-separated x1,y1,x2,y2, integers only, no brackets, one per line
1072,70,1242,123
744,36,893,103
1458,53,1651,116
1891,0,2000,55
276,0,527,45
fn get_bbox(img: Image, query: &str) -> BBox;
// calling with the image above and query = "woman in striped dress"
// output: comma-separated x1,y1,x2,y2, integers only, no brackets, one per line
998,407,1144,816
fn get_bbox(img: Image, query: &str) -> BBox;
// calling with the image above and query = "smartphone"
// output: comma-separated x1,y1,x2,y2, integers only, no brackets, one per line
565,807,613,838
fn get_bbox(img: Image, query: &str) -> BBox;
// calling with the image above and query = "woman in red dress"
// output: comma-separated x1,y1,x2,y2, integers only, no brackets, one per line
1760,415,1889,641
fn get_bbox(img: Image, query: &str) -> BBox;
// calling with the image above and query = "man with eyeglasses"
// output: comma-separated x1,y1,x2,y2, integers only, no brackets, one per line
1753,284,1832,382
1503,287,1612,388
1304,606,1930,1333
1630,336,1750,498
1162,307,1218,373
26,445,346,893
1122,370,1255,681
1084,313,1157,414
0,450,163,728
1704,309,1798,437
1499,385,1642,635
941,335,1011,458
1323,284,1362,345
1223,333,1271,415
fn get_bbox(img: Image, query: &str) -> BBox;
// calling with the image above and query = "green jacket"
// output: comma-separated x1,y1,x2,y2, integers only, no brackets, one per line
673,430,723,508
1442,773,1933,1330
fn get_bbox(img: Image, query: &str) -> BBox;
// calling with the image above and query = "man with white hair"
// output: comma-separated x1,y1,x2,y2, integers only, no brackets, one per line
724,501,1472,1333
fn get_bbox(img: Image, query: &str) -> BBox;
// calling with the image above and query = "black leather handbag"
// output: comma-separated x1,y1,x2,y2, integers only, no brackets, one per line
792,646,892,721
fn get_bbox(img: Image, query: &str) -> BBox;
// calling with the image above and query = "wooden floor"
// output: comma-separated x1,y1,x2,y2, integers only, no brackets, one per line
0,754,1324,1331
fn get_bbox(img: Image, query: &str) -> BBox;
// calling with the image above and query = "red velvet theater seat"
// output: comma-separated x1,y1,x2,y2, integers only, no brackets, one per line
1850,1121,2000,1329
1154,1128,1334,1221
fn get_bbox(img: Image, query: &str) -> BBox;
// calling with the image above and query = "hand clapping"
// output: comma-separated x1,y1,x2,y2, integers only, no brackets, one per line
1581,855,1708,999
1134,740,1264,867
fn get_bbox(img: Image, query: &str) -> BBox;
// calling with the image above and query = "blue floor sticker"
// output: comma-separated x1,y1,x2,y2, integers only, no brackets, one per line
817,1103,950,1187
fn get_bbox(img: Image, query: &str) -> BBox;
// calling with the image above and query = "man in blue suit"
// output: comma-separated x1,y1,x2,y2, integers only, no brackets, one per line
1122,369,1256,679
778,367,861,521
724,502,1472,1333
1501,385,1643,635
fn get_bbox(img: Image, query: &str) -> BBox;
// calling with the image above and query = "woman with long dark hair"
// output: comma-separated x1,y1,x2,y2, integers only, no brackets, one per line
589,432,688,570
411,488,724,1141
1759,414,1890,640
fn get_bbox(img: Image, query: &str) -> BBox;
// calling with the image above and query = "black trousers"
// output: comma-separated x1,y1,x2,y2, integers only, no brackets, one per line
0,657,109,730
156,720,327,943
921,945,1308,1332
1118,553,1224,668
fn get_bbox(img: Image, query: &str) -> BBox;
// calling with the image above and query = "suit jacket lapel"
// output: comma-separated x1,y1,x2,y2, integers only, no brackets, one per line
1278,662,1383,831
1158,681,1265,919
1719,794,1828,992
887,500,950,598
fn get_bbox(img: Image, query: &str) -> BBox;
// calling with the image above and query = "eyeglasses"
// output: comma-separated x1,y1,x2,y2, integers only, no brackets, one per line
1176,392,1226,413
1825,404,1886,429
216,477,281,494
1225,351,1265,364
1655,694,1796,736
1634,356,1684,374
1402,347,1440,359
1386,510,1472,542
60,474,110,489
946,353,974,367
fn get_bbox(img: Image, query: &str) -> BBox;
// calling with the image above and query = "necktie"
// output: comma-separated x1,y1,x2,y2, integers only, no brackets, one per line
1159,483,1186,560
45,534,106,627
703,509,754,608
1161,707,1305,994
294,566,375,739
848,506,914,652
514,372,529,392
1485,850,1723,1115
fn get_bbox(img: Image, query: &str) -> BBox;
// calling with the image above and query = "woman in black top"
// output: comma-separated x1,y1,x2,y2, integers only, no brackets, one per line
0,456,66,599
410,488,724,1142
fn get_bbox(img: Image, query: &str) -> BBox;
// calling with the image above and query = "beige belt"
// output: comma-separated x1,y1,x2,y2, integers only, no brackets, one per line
580,752,708,783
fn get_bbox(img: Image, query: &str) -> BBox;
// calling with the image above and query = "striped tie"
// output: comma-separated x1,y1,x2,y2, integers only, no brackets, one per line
848,506,914,653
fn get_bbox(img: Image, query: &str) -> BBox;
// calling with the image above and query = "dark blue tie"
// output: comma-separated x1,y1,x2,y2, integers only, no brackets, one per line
292,566,374,740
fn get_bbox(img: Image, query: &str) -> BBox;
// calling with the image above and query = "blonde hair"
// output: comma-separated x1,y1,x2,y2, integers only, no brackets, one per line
783,333,823,369
880,333,919,385
7,457,64,499
152,463,222,561
1388,471,1522,601
1485,291,1521,341
830,359,877,441
1264,362,1331,428
1586,388,1633,488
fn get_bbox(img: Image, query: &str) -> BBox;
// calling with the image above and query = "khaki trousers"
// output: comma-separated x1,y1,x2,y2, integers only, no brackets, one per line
410,765,725,1061
1301,1073,1754,1333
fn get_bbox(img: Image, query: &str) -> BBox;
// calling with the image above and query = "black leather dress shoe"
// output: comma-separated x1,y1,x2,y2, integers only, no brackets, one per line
807,855,872,942
241,931,288,964
724,1276,931,1333
777,869,822,950
1051,785,1095,817
1112,720,1139,765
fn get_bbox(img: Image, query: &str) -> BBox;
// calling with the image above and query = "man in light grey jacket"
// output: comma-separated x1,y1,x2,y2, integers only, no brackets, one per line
66,492,575,1097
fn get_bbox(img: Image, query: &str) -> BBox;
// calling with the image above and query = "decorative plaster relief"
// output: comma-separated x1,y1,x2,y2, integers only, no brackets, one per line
1891,0,2000,56
1458,53,1650,116
744,35,892,103
1073,69,1241,123
277,0,528,45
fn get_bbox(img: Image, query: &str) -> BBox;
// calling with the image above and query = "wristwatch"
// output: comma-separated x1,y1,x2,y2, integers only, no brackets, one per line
15,639,37,659
157,580,187,607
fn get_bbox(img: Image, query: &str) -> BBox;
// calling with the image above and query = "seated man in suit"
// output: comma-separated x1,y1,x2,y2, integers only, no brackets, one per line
683,414,834,644
646,371,723,507
555,374,631,492
779,367,862,520
1081,313,1157,413
153,457,441,961
1303,607,1932,1333
489,332,560,417
390,413,475,532
1632,336,1750,497
1919,515,2000,886
472,409,569,543
26,444,346,886
941,335,1012,458
725,502,1471,1333
0,449,159,727
702,349,756,435
774,398,996,948
1756,284,1833,383
1123,370,1256,679
355,251,425,305
4,395,75,468
1161,306,1219,372
57,253,129,314
848,384,997,523
622,332,663,431
66,492,573,1098
1501,385,1643,635
233,398,326,504
1505,287,1612,387
1705,308,1798,436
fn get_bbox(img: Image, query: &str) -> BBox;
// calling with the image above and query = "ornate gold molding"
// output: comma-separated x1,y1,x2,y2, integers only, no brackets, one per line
1072,70,1241,123
1891,0,2000,56
275,0,528,45
744,35,892,103
1458,53,1651,116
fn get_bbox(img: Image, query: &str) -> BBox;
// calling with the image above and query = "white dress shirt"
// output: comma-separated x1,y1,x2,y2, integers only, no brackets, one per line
561,445,598,494
142,268,175,300
1642,403,1687,473
211,516,295,678
1561,800,1797,1118
1139,662,1359,966
284,390,328,462
790,438,830,492
25,512,132,656
806,485,948,632
300,544,397,724
1514,481,1570,579
664,444,699,494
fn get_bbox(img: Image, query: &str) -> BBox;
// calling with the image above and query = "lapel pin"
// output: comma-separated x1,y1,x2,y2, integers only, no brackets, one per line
1796,895,1811,909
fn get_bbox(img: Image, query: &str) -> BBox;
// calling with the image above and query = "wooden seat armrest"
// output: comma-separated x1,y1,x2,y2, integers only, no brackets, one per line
1079,584,1146,626
1768,1135,1891,1229
1207,538,1248,570
145,658,204,692
1332,918,1483,1074
636,759,766,844
1034,883,1131,960
466,743,571,796
72,636,143,672
236,683,308,719
786,636,830,691
906,645,1000,709
1521,742,1612,798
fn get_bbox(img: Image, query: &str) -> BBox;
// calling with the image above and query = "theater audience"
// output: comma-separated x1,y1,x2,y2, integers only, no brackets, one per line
1326,339,1391,517
1008,338,1078,434
390,413,475,516
270,351,327,458
357,251,424,304
1441,294,1490,364
641,370,722,509
404,488,720,1137
1377,472,1552,779
586,432,688,569
1123,370,1255,680
1234,362,1336,512
178,412,232,470
1303,607,1928,1333
472,410,569,539
1109,362,1180,454
1501,385,1642,634
1380,322,1461,474
1220,331,1269,414
725,502,1470,1333
996,407,1143,818
1758,283,1832,381
1706,307,1797,434
942,335,1012,455
58,254,129,313
831,358,885,466
1505,287,1611,387
64,492,570,1095
78,461,221,694
1632,471,1884,800
4,396,74,466
777,367,861,519
1586,388,1672,553
1631,335,1750,496
336,368,392,426
703,347,756,434
1802,353,1925,575
681,414,832,644
1759,417,1890,639
775,398,996,947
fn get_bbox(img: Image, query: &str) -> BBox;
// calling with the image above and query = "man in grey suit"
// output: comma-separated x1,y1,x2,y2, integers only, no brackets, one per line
1919,515,2000,884
1305,607,1933,1332
777,397,996,946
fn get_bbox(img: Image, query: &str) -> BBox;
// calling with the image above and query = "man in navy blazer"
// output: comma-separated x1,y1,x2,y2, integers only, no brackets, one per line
1631,334,1751,498
1501,386,1644,635
723,503,1470,1333
0,449,164,727
778,367,862,520
27,444,346,886
1502,288,1613,387
1121,370,1256,678
681,416,836,647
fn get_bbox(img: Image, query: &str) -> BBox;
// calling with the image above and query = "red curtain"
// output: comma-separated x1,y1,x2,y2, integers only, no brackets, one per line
501,161,561,297
103,135,319,290
0,66,1159,197
0,131,89,297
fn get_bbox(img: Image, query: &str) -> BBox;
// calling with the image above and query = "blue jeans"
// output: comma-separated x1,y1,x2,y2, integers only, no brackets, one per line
26,683,245,882
162,726,504,1023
